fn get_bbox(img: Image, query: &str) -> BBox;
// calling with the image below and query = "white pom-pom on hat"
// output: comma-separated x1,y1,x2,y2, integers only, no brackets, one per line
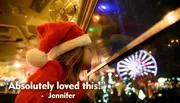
26,48,48,68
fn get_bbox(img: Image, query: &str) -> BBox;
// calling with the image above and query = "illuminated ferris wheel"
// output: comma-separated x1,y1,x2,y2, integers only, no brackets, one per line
116,50,158,81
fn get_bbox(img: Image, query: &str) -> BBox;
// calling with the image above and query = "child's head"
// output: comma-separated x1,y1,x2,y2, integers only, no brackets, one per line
26,22,92,82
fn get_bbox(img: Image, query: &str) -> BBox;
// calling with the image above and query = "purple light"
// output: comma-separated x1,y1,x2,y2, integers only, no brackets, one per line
101,5,107,9
96,2,116,13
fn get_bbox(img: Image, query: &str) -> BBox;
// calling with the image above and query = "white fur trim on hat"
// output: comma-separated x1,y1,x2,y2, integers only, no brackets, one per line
26,48,48,68
47,34,91,60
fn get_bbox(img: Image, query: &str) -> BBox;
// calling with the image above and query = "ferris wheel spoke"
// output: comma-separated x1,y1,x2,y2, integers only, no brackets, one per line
118,65,129,68
145,61,154,65
135,54,138,61
141,53,147,61
130,74,134,79
146,70,155,74
128,71,133,75
142,56,151,64
120,72,128,77
128,56,133,62
138,51,143,61
147,66,157,69
117,68,129,72
124,58,131,64
145,69,151,73
117,63,126,68
131,54,135,60
119,60,129,65
144,72,148,75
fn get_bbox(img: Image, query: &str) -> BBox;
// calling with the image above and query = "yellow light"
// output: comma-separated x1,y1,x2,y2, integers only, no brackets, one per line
13,62,21,68
171,39,174,43
168,44,171,47
110,91,114,94
48,9,52,12
115,83,120,86
94,15,100,20
164,8,180,24
106,69,115,72
70,19,75,22
158,93,162,97
6,66,10,68
176,39,179,43
115,74,118,77
93,15,101,23
149,51,152,54
166,13,176,23
74,0,79,3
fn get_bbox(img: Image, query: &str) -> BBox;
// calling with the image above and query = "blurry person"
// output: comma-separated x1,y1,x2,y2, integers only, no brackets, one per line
15,22,95,103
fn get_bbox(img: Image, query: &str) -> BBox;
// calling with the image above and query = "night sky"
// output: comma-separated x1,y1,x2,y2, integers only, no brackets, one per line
96,0,179,37
98,0,180,77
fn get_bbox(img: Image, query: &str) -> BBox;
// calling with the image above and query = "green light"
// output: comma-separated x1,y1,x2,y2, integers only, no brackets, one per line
88,28,95,32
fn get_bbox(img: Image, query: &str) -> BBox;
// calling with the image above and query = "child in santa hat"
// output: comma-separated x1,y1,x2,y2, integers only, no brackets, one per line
15,22,95,103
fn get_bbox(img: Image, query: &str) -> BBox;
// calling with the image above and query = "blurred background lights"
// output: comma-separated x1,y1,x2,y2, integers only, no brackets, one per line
168,44,171,47
108,84,111,88
177,77,180,81
97,2,116,13
48,9,52,12
70,19,75,22
171,39,174,43
100,5,107,10
115,74,118,77
158,93,162,97
94,15,100,20
110,91,114,94
9,76,15,81
138,90,146,100
176,39,179,42
93,15,101,23
115,82,120,87
132,87,136,92
13,62,21,68
88,27,95,32
158,77,167,86
158,77,167,83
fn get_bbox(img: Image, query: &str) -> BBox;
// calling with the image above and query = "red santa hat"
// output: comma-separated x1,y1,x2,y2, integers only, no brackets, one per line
26,22,91,68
